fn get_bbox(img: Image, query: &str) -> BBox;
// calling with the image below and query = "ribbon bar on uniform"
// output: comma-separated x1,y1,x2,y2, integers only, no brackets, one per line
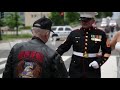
73,51,97,58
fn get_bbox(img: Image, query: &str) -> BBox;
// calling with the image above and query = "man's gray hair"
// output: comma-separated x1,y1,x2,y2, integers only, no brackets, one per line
32,27,49,37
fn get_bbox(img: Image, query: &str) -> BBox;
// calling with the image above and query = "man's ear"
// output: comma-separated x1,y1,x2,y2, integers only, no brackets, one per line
45,31,49,37
46,31,50,35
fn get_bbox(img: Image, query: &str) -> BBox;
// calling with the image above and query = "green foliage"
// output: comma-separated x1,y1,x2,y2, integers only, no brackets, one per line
49,12,64,25
3,12,23,29
96,12,113,18
19,26,31,30
70,22,80,27
2,34,32,41
0,18,6,26
49,12,113,26
49,12,80,26
65,12,80,24
105,12,113,17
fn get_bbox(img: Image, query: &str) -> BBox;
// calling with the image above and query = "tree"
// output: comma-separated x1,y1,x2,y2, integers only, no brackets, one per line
65,12,80,24
3,12,23,30
49,12,80,26
49,12,64,25
96,12,113,18
0,18,5,26
105,12,113,17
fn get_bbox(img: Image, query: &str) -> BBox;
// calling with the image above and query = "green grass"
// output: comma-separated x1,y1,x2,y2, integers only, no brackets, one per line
19,26,32,30
2,34,32,41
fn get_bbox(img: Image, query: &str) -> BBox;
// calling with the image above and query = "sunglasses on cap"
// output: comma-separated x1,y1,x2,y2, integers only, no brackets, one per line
79,17,93,22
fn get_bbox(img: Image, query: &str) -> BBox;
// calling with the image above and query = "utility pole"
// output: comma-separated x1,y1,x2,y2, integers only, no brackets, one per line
15,12,18,36
59,12,65,25
0,12,4,40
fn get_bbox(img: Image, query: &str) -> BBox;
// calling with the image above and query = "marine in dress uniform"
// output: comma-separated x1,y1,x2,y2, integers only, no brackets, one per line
56,12,111,78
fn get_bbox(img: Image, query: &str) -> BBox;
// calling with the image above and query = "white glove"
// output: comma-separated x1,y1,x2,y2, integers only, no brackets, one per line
89,61,99,69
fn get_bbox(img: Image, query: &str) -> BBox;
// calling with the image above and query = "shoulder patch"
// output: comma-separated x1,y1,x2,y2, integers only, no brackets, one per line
96,28,105,32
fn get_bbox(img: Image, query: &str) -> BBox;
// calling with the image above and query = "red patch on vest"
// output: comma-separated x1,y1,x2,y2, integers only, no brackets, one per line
18,51,44,63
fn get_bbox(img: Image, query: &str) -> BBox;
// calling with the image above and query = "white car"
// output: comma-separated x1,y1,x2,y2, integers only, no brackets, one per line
101,22,107,27
109,20,117,26
50,26,73,40
100,18,108,27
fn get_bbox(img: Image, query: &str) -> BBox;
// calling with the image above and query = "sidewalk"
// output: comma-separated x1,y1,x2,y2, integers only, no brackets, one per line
101,56,117,78
0,38,52,50
0,39,30,50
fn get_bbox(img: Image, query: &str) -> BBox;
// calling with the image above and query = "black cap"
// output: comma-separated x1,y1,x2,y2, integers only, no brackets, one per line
33,17,54,33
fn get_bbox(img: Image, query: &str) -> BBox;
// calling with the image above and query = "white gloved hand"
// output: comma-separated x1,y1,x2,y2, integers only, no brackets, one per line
89,61,99,69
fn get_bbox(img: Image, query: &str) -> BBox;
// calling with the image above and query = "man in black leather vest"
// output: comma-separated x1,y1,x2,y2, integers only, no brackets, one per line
2,17,68,78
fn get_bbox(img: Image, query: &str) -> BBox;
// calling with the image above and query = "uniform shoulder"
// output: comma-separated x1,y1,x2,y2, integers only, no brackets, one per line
95,28,106,34
96,27,105,32
71,29,80,33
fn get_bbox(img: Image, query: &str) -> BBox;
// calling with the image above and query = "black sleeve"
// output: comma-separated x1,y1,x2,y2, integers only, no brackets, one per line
56,32,73,56
2,47,14,78
96,32,111,66
101,32,111,55
50,52,68,78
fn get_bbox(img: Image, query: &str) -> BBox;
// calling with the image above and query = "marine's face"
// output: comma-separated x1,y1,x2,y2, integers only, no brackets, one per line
80,18,95,28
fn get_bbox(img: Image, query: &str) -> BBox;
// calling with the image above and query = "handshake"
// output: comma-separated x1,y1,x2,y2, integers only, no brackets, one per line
89,61,99,69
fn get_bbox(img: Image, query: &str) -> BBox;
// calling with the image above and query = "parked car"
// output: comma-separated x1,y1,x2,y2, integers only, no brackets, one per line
50,26,73,40
101,22,107,27
100,18,108,27
109,20,117,26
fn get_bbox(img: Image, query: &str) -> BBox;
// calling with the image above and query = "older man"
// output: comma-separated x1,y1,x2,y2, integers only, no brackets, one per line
2,17,68,78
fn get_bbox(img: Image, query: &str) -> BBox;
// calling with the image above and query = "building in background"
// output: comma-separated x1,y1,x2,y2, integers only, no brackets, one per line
112,12,120,20
112,12,120,26
4,12,51,27
24,12,51,27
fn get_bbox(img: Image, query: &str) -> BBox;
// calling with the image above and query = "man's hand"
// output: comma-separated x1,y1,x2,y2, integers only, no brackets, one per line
89,61,99,69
